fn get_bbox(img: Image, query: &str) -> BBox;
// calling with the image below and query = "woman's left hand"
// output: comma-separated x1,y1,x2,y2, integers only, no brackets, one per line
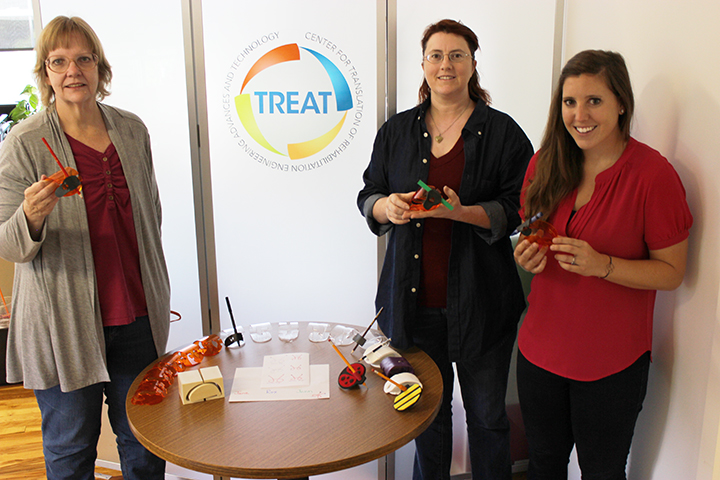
550,236,608,277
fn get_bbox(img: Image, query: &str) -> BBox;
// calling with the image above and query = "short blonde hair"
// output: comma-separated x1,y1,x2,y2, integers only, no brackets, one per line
33,16,112,107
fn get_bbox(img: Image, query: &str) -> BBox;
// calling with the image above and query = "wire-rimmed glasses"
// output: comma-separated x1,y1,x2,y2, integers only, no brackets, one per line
424,51,472,64
45,53,99,73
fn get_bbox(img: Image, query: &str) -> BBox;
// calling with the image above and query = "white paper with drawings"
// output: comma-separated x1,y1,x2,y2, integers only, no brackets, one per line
229,364,330,402
260,353,310,388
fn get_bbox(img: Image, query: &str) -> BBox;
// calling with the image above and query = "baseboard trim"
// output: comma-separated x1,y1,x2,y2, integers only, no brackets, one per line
95,460,194,480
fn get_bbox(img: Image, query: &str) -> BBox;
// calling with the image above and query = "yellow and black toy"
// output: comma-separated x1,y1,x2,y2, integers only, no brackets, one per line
393,383,423,411
372,368,422,411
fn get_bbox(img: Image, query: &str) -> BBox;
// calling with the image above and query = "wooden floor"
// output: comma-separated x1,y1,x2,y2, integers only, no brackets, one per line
0,383,121,480
0,382,527,480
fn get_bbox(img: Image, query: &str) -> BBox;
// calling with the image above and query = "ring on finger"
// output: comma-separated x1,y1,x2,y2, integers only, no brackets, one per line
571,256,576,266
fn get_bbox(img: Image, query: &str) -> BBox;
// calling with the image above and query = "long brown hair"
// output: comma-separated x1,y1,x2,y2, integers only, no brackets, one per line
34,16,112,107
523,50,634,219
417,19,491,105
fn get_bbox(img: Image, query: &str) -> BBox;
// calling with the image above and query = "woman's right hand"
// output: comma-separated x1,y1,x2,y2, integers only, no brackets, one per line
374,192,415,225
514,237,548,274
23,176,60,238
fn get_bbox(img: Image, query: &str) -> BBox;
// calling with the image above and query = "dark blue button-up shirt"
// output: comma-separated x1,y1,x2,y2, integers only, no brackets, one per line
357,98,533,361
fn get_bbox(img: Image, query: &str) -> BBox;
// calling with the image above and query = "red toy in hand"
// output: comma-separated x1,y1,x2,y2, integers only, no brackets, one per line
524,219,558,247
410,184,446,211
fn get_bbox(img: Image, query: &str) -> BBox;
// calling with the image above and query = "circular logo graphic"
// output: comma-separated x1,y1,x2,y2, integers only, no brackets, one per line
234,43,353,160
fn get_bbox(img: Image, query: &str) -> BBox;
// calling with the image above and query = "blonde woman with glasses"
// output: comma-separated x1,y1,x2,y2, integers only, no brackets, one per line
0,16,169,480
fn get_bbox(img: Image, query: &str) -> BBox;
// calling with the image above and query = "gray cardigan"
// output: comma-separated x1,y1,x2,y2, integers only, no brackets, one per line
0,103,170,392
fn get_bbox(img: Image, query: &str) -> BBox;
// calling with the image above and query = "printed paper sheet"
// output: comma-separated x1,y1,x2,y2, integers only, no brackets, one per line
229,363,330,402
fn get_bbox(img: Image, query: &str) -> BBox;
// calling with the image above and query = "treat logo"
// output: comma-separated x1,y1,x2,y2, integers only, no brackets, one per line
223,32,364,173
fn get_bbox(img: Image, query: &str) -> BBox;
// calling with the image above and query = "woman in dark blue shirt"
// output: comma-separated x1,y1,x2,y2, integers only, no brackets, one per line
357,19,533,480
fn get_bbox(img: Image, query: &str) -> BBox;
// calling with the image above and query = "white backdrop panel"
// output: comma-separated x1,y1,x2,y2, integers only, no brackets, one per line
202,1,378,332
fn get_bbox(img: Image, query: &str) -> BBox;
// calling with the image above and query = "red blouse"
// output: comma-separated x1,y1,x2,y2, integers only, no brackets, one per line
518,138,693,380
67,134,148,326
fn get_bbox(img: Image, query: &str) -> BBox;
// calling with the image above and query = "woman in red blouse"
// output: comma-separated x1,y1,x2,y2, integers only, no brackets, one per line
514,50,692,479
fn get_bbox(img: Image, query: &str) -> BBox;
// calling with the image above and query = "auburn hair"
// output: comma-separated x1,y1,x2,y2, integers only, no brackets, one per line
417,19,491,105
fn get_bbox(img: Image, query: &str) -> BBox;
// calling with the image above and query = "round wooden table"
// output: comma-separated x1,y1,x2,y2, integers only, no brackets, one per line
126,323,442,479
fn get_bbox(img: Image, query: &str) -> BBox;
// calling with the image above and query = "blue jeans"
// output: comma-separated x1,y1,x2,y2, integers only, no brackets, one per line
411,308,515,480
517,351,650,480
35,316,165,480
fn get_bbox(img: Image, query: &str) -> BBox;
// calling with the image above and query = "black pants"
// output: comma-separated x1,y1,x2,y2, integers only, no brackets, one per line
411,307,514,480
517,351,650,480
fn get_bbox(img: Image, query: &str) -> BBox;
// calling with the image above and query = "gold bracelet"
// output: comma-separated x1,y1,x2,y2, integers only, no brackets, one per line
601,255,614,279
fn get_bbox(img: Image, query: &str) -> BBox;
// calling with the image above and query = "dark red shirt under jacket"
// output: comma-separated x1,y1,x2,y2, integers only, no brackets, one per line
419,137,465,308
66,134,148,326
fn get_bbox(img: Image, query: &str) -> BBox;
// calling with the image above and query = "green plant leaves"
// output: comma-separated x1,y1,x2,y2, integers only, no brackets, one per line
0,85,39,139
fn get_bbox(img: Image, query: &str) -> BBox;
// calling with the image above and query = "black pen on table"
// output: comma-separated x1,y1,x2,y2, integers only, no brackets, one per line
225,296,243,347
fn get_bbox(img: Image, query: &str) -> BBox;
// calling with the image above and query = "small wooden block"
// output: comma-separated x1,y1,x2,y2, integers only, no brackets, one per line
178,370,203,405
200,366,224,397
177,367,224,405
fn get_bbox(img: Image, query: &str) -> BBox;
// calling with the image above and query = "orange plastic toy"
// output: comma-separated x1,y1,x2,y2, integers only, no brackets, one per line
524,219,558,246
409,184,444,211
131,334,223,406
42,137,83,197
47,167,83,197
409,180,454,212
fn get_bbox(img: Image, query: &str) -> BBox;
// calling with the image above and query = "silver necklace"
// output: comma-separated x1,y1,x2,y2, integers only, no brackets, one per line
427,101,472,143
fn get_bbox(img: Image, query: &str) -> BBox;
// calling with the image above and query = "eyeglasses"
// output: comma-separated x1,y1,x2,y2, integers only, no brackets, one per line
424,51,472,64
45,53,98,73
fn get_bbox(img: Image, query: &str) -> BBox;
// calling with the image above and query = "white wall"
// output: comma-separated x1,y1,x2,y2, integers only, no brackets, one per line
562,1,720,479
